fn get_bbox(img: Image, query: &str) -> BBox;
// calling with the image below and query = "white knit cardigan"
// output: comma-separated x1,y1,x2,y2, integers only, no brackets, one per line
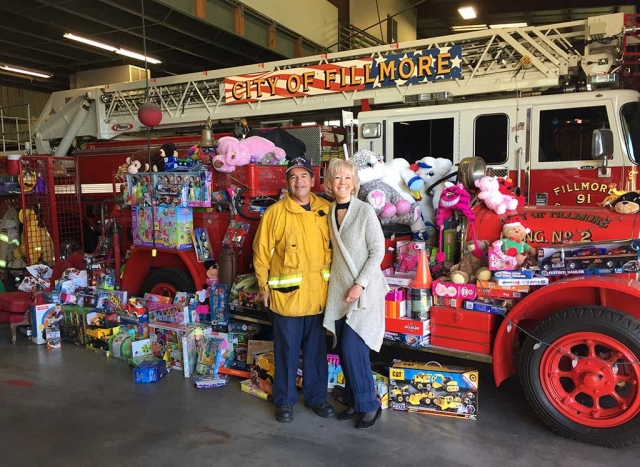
323,196,390,352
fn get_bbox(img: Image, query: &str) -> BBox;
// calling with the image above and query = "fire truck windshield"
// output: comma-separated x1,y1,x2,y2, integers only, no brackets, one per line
621,102,640,164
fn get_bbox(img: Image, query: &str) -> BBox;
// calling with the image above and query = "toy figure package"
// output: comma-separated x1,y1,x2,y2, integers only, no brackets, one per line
222,220,250,250
210,283,229,326
196,336,224,376
192,228,214,262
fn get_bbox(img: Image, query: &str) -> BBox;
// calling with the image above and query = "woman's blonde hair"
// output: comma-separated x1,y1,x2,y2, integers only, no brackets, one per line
324,158,360,198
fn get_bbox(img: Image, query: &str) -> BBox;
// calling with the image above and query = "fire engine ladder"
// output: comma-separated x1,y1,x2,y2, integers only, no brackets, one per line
34,13,632,154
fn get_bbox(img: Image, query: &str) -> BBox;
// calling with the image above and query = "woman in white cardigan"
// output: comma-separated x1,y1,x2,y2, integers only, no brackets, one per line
323,158,389,429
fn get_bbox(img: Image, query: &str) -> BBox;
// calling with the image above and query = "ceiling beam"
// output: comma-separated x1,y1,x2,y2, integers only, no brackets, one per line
416,0,624,18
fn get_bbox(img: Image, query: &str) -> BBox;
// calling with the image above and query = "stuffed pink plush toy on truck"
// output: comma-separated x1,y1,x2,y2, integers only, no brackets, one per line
212,136,286,173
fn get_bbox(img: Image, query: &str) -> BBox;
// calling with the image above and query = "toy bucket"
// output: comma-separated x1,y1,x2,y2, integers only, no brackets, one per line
7,154,21,176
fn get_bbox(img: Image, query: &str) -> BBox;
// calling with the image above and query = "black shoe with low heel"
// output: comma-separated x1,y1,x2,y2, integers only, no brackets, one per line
356,406,382,429
338,408,358,421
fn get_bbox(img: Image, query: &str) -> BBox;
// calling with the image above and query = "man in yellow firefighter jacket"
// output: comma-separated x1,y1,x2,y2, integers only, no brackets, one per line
253,156,335,423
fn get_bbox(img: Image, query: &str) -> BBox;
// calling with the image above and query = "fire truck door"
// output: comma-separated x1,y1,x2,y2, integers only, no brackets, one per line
383,111,459,164
460,107,520,184
529,100,623,207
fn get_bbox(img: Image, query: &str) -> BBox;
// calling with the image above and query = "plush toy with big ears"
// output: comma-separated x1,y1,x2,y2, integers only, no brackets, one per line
212,136,286,173
435,182,484,263
497,176,525,207
475,176,519,215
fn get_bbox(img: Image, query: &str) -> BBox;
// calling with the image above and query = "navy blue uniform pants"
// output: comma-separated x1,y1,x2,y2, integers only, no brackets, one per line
271,312,328,407
335,317,380,413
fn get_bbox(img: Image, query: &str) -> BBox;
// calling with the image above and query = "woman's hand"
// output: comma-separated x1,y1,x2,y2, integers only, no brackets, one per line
344,284,363,303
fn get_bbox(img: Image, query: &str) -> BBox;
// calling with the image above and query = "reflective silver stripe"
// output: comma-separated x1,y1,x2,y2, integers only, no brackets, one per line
268,276,303,288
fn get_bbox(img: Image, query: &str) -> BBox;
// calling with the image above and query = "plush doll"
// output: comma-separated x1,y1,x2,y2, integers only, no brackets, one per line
195,259,219,321
188,145,216,165
500,218,536,267
351,149,421,226
497,177,525,207
475,176,519,215
382,158,429,231
126,143,171,173
415,157,457,214
450,240,490,284
212,136,286,173
435,182,483,263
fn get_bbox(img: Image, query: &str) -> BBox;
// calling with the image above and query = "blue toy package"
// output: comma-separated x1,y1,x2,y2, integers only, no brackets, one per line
195,337,224,376
133,360,168,383
210,283,229,326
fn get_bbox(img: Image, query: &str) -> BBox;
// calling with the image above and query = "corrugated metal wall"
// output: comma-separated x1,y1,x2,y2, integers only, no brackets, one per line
0,86,49,120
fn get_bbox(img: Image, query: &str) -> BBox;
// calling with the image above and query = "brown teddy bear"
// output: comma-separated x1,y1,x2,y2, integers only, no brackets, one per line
450,239,490,284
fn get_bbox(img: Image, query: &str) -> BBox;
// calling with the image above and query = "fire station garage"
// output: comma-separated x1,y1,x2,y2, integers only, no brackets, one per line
1,0,640,464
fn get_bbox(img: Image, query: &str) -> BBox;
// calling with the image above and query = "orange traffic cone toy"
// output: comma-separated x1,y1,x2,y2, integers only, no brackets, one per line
410,248,433,289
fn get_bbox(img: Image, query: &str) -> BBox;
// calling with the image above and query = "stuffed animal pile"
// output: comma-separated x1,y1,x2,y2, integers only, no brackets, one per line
351,150,422,227
475,176,518,215
212,136,286,173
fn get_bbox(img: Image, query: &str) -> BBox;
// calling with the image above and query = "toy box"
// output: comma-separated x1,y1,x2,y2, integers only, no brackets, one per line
386,273,415,287
388,361,478,419
240,378,273,401
385,287,408,302
149,321,194,372
495,275,549,286
153,171,211,208
432,279,477,300
463,300,508,315
210,283,229,326
125,173,153,207
476,286,525,300
488,245,517,271
134,360,168,384
95,289,128,313
333,371,390,409
327,354,345,389
30,303,64,345
395,240,427,273
384,331,430,348
476,280,530,293
385,317,430,336
538,241,639,276
442,229,460,264
433,296,464,308
191,228,214,262
493,270,536,279
132,206,193,250
148,302,194,325
247,339,273,364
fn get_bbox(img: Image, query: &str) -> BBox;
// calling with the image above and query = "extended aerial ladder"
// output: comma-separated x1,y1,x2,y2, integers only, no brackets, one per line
34,12,638,155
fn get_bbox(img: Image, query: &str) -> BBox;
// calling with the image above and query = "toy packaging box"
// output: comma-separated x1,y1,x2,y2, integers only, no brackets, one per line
95,289,128,313
385,317,430,336
388,361,478,420
384,331,430,348
153,171,212,208
191,228,214,262
134,360,168,384
30,303,64,345
210,283,229,326
432,279,477,300
148,302,195,326
395,240,427,273
333,371,390,409
538,241,639,276
132,206,193,250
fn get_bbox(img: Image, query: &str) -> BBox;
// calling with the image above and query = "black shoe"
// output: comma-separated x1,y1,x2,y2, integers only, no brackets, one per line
356,407,382,430
304,400,335,418
276,404,294,423
338,408,358,422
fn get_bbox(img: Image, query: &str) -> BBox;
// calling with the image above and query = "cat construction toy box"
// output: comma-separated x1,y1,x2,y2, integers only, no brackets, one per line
388,361,478,420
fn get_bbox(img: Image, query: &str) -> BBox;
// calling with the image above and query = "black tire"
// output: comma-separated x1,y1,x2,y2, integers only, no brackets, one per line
519,305,640,448
417,383,424,390
141,268,196,295
397,395,404,403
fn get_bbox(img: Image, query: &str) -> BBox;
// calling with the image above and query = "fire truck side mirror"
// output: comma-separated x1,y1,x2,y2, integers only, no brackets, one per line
591,129,614,161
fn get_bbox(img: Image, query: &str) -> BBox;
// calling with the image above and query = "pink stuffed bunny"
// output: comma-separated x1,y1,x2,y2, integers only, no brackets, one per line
212,136,286,173
475,176,518,215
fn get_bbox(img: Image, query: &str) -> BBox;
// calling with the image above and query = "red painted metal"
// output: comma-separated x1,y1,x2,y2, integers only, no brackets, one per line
492,276,640,386
540,332,640,428
150,282,178,298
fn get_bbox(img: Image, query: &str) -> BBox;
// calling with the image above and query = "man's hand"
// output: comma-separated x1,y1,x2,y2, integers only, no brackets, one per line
259,291,270,308
344,284,363,303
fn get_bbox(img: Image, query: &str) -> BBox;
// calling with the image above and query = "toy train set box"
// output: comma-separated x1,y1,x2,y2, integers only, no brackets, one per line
538,240,640,276
388,361,478,420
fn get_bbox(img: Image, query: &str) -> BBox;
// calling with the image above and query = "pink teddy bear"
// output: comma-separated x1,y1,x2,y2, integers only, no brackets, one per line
475,176,518,215
212,136,286,173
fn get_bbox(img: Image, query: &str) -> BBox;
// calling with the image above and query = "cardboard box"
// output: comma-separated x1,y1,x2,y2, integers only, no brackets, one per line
388,361,478,419
240,379,272,401
493,270,536,279
332,371,390,409
385,317,430,336
30,303,64,345
476,280,530,292
432,279,477,300
385,273,415,287
476,287,525,300
134,361,168,383
132,206,193,250
495,276,549,286
384,331,430,348
463,300,507,315
538,241,639,275
247,340,274,365
433,296,464,308
442,229,459,264
385,287,408,302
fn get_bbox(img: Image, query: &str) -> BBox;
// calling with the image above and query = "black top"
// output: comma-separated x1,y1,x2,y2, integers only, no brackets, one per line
301,203,311,211
334,201,350,230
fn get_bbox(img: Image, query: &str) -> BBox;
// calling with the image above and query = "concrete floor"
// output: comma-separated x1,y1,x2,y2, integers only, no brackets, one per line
2,331,640,467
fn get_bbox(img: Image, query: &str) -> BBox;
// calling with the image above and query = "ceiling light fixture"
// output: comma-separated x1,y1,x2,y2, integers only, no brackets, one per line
64,32,161,64
63,33,117,52
116,48,162,64
458,6,477,20
0,65,51,79
489,23,529,29
451,24,488,31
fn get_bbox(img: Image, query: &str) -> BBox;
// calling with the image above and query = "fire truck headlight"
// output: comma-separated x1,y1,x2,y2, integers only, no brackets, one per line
361,123,381,139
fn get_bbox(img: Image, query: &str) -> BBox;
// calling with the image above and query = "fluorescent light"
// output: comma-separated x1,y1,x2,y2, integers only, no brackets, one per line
489,22,528,29
116,49,162,64
64,32,161,64
0,65,51,79
63,33,117,52
451,24,488,31
458,6,477,20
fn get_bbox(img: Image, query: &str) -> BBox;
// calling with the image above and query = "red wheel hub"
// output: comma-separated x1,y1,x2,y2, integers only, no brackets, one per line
540,332,640,428
149,282,177,299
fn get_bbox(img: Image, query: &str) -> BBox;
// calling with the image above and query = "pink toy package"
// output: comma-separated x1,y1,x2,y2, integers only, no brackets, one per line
432,278,477,300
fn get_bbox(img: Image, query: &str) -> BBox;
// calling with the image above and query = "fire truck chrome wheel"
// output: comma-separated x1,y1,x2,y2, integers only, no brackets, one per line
519,306,640,448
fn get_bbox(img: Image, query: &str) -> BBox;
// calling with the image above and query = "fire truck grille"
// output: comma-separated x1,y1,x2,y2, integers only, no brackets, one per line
488,167,509,178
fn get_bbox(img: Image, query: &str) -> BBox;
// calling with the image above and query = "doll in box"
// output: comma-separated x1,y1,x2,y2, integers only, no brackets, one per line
195,259,219,322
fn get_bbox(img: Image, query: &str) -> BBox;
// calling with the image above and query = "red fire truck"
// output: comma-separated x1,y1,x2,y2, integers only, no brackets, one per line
24,13,640,446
